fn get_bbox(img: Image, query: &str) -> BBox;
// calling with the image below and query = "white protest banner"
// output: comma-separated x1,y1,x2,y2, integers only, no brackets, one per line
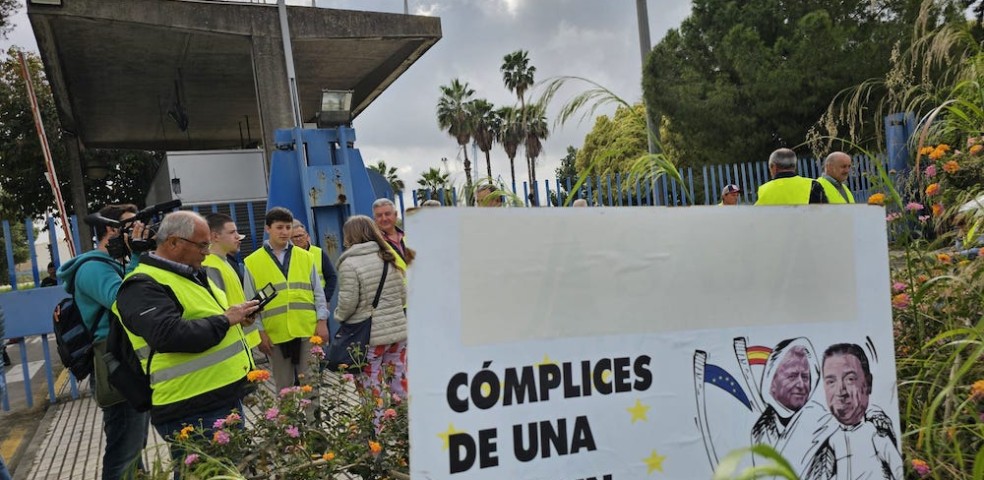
406,207,899,480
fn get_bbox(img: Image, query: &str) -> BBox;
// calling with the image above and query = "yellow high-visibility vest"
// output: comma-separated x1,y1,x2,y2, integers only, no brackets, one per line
817,176,855,204
244,247,317,344
202,253,260,348
755,176,816,205
309,245,327,289
112,263,253,407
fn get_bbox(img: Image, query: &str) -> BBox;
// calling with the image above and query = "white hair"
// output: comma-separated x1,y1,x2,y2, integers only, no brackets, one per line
768,148,798,170
157,210,203,240
372,198,396,210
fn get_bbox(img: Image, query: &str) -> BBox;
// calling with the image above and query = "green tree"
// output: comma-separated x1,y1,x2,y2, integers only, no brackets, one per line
500,50,537,202
496,106,524,192
367,160,405,195
0,0,16,39
574,104,647,176
551,146,580,205
0,221,31,286
642,0,951,167
416,167,452,205
469,99,498,181
0,49,162,221
524,101,549,201
437,79,475,203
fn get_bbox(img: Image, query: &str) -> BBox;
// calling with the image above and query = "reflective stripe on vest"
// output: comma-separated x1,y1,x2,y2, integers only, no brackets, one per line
817,176,855,204
202,254,260,349
111,263,253,407
309,246,327,288
244,246,317,344
384,241,407,272
755,176,816,205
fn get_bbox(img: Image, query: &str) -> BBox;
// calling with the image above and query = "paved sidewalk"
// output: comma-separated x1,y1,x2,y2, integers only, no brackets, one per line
19,382,168,480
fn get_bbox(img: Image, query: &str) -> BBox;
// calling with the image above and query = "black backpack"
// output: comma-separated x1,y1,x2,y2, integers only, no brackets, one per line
52,257,122,381
104,309,153,412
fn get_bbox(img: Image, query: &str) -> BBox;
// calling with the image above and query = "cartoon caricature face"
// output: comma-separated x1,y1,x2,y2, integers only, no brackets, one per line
769,348,812,411
823,352,870,426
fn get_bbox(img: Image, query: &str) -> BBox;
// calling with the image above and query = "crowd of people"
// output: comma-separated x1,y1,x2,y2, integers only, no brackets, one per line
46,200,414,480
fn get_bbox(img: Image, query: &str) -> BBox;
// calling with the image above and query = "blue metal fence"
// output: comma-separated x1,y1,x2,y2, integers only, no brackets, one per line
0,155,882,412
409,154,880,207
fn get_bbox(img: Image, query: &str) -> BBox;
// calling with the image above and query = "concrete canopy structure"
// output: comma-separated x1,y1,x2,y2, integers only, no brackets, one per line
28,0,441,154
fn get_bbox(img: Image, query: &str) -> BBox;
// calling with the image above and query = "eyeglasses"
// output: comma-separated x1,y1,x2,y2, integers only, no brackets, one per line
175,237,211,252
291,233,307,240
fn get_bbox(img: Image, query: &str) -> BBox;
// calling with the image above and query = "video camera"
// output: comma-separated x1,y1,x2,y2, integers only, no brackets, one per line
85,200,183,259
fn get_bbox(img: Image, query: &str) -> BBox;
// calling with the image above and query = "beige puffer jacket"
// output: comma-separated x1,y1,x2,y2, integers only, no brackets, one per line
334,241,407,346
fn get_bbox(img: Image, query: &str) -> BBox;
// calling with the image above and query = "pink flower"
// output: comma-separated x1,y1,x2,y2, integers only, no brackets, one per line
886,212,902,222
224,413,241,425
383,408,397,420
891,282,907,293
925,164,937,177
213,430,230,445
279,386,300,397
912,459,930,478
391,394,402,404
286,425,300,438
905,202,924,212
310,345,325,359
265,408,279,421
891,293,911,310
299,399,312,408
918,215,930,223
212,418,225,429
184,454,199,466
341,373,355,382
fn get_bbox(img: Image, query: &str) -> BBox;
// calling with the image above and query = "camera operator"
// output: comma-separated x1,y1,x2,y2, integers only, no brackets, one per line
56,204,150,480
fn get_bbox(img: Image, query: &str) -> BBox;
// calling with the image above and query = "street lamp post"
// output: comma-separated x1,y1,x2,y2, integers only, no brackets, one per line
635,0,656,154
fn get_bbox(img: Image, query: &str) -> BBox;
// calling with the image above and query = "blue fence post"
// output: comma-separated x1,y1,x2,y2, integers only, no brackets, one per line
522,183,529,207
615,173,623,207
586,177,594,205
69,215,82,255
635,177,642,206
555,179,563,206
25,218,39,287
740,163,751,204
702,165,709,205
544,180,552,207
4,221,16,289
708,167,718,205
605,174,614,206
246,202,258,251
660,176,669,206
687,168,695,206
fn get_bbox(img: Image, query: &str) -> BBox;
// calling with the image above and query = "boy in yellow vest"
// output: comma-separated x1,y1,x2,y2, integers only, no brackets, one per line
203,213,260,349
243,208,329,390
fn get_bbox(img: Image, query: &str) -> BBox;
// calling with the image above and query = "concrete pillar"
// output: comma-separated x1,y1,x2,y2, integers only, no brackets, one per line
250,35,296,173
63,135,93,252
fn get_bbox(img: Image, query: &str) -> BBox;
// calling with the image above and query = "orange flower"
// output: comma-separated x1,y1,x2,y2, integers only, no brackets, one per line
301,384,313,393
937,143,951,152
246,369,271,383
972,144,983,155
943,160,960,174
867,193,886,205
917,274,929,284
929,147,947,160
932,203,944,217
919,146,935,156
937,253,952,264
368,440,382,456
323,451,336,462
309,335,324,345
376,397,384,408
971,380,984,400
925,183,941,196
177,425,195,440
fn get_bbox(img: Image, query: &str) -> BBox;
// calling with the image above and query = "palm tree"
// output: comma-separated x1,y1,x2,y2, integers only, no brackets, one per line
469,99,498,181
436,78,475,202
524,101,549,200
501,50,537,203
416,167,451,205
496,106,524,193
367,160,405,195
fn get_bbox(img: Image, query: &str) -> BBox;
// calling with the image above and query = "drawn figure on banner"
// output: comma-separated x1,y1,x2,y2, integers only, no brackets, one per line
693,337,901,479
802,343,902,480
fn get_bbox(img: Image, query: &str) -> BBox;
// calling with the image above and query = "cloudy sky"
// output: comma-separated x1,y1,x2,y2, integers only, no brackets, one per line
0,0,692,195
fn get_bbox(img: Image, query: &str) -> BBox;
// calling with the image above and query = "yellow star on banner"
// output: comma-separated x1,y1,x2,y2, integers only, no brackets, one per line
626,399,651,423
601,369,612,383
537,354,557,366
437,423,464,451
643,450,666,474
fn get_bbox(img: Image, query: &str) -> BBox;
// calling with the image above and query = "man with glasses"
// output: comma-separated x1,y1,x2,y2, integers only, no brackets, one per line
243,207,328,391
203,213,259,349
115,210,259,470
291,220,338,311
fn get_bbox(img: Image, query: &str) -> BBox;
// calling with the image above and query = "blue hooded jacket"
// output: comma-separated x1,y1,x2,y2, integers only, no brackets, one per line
56,251,132,341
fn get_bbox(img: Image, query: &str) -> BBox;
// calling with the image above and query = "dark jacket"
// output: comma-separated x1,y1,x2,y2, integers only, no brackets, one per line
115,253,248,424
